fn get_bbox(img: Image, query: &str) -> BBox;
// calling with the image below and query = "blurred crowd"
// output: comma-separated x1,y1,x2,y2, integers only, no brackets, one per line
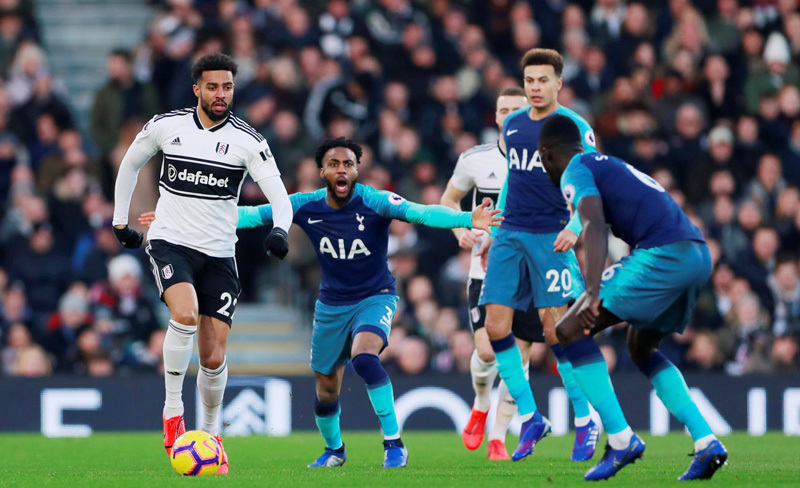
1,0,799,378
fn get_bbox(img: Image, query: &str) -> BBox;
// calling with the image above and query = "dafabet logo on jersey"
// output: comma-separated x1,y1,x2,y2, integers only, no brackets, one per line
167,164,229,188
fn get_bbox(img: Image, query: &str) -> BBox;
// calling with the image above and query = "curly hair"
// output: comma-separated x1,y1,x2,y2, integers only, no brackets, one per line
314,137,364,168
191,53,238,81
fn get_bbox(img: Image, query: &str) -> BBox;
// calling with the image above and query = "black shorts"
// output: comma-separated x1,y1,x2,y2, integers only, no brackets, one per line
145,239,241,326
467,278,544,343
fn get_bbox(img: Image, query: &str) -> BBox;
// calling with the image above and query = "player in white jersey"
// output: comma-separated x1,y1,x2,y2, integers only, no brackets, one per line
112,53,293,474
441,87,544,460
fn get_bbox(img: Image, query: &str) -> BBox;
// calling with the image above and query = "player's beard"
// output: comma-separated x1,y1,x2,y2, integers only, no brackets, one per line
200,97,231,121
326,179,354,205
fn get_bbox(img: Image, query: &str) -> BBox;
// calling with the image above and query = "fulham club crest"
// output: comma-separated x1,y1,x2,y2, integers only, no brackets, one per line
216,142,229,155
161,264,174,280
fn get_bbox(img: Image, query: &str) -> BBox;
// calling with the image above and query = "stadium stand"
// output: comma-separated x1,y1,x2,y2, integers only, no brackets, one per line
0,0,799,378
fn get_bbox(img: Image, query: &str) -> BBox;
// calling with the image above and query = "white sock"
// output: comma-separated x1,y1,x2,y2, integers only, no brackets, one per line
197,357,228,437
470,349,497,412
163,320,196,418
489,379,516,442
608,426,634,450
694,434,717,452
575,415,591,428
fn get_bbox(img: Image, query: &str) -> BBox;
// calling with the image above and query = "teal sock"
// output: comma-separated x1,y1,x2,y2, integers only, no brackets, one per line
366,382,399,437
314,398,342,449
552,344,591,419
563,338,629,434
491,334,536,417
642,351,713,442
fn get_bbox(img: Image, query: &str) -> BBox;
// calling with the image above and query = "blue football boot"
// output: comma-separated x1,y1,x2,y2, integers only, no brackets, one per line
584,434,645,481
572,419,601,461
307,444,346,468
511,414,551,461
678,440,728,481
383,438,408,468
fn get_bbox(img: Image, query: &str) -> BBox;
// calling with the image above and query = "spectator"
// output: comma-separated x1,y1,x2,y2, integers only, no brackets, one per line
746,154,787,223
90,49,160,157
90,254,160,367
8,222,69,316
745,32,800,114
769,257,800,337
12,345,51,377
40,290,92,372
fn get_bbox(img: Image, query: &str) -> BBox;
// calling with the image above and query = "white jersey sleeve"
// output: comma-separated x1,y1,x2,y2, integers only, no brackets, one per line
112,117,163,226
245,139,281,182
450,153,474,192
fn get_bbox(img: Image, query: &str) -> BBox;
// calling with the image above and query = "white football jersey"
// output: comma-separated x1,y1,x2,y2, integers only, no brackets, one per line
450,141,507,280
114,108,280,257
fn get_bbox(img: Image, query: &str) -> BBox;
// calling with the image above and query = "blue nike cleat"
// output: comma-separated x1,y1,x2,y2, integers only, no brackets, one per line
678,440,728,481
512,414,551,461
383,438,408,468
584,434,645,481
307,444,346,467
572,419,601,462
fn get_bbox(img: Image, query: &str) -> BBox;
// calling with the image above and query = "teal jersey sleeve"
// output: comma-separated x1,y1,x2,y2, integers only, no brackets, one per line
561,156,600,211
235,190,323,229
565,208,583,235
238,205,266,229
360,184,473,229
558,106,597,154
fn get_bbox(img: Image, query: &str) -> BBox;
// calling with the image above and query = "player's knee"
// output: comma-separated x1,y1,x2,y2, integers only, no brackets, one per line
351,353,387,385
170,308,199,326
555,321,578,345
316,386,339,404
627,343,651,367
476,342,495,363
200,350,225,370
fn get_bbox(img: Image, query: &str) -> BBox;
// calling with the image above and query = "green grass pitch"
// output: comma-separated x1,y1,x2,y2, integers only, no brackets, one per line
3,431,798,487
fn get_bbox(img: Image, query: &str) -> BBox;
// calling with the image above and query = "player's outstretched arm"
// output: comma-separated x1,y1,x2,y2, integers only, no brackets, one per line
575,195,608,327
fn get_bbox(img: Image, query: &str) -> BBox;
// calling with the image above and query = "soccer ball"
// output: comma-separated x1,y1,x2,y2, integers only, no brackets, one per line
170,430,221,476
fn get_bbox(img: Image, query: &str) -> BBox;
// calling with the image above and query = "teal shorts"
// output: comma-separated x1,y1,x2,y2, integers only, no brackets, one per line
480,227,584,310
600,241,711,334
310,294,398,375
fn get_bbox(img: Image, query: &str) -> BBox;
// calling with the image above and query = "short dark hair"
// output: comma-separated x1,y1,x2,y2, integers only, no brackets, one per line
539,114,581,149
520,48,564,76
499,86,526,98
314,137,363,168
192,53,238,82
109,48,132,63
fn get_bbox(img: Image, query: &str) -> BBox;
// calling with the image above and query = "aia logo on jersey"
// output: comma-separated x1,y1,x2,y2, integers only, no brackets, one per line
161,264,174,280
216,142,229,155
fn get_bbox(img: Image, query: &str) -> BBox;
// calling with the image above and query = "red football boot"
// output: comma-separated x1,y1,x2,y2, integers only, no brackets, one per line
214,434,229,474
488,439,511,460
163,414,186,457
462,408,489,450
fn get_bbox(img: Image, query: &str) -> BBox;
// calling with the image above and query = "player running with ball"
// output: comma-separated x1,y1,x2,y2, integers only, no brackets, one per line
141,137,502,469
113,53,293,474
